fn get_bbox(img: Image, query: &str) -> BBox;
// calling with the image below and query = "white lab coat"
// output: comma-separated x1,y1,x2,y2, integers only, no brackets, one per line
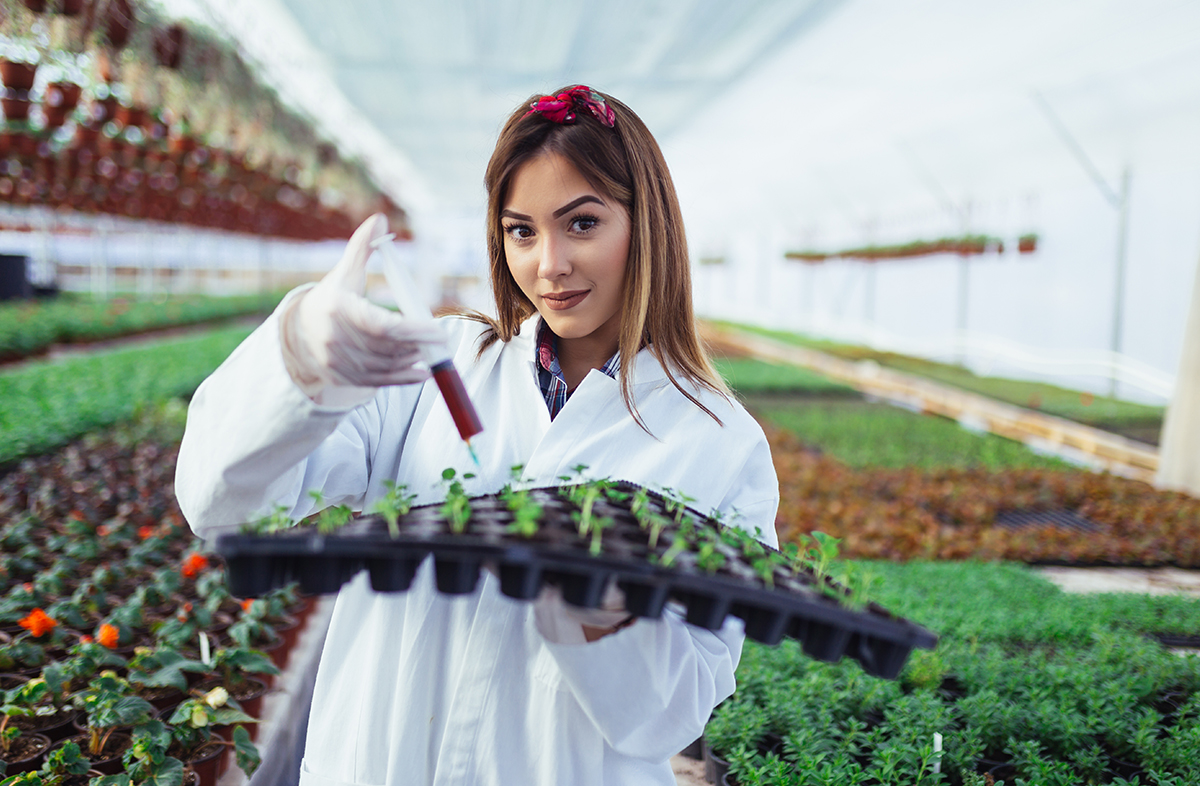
176,290,779,786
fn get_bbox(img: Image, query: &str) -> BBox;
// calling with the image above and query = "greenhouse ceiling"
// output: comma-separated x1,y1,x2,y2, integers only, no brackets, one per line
166,0,843,218
169,0,1200,234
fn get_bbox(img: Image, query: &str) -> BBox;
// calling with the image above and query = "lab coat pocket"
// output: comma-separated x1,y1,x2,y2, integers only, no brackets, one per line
298,759,382,786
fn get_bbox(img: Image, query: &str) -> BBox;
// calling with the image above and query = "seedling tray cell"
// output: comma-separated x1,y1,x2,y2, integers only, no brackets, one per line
497,549,543,600
217,482,937,680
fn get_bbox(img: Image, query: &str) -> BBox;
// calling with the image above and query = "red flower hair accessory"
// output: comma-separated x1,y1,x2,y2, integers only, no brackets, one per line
525,85,615,128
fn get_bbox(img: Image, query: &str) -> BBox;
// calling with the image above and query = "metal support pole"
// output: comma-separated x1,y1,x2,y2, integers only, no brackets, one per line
1109,168,1132,398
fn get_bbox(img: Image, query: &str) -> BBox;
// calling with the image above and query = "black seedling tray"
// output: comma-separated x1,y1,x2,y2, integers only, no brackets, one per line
216,482,936,679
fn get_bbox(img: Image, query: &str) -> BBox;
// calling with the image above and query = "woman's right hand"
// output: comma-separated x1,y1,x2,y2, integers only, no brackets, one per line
280,214,446,402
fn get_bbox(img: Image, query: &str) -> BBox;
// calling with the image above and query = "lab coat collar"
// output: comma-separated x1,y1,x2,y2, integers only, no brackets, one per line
517,316,670,390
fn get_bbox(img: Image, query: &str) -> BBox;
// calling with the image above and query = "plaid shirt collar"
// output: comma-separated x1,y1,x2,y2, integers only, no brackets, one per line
535,320,620,419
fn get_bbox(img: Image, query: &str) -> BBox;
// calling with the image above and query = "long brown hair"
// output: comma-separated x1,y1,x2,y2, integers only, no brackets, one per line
475,86,729,428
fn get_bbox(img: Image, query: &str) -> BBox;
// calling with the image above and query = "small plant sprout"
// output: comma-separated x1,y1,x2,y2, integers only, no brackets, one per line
567,479,613,537
242,504,294,535
308,490,353,535
694,531,727,574
847,565,879,611
805,531,841,592
439,468,475,535
659,516,697,568
661,488,697,526
371,480,417,539
500,472,543,539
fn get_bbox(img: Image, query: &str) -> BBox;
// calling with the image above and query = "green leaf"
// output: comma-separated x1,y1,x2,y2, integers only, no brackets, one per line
232,726,261,778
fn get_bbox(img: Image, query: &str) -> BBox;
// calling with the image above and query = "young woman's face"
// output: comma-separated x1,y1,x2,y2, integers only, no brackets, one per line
501,152,631,351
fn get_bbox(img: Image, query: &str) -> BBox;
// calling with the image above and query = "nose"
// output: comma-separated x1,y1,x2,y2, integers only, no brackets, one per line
537,233,571,280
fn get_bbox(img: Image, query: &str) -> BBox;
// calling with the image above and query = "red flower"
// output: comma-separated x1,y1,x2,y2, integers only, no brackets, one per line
138,525,155,540
181,553,209,578
80,635,94,644
97,624,119,648
19,608,57,638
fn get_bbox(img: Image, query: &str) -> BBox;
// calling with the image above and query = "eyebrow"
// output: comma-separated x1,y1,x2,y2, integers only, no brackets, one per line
553,195,604,218
500,195,605,223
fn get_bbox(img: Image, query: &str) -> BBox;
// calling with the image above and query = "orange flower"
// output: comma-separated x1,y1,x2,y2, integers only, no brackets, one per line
138,525,155,540
80,635,94,644
97,624,120,649
241,599,255,613
181,553,209,578
19,608,57,638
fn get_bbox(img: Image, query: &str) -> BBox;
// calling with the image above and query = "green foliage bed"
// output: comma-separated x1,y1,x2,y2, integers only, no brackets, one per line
714,561,1200,785
0,325,252,464
0,292,280,362
714,321,1165,441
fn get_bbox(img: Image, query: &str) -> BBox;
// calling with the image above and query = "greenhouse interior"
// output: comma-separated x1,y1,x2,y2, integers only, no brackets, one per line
1,0,1199,784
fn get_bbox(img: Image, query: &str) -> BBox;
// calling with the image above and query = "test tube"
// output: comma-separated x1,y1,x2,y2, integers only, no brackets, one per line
369,235,484,451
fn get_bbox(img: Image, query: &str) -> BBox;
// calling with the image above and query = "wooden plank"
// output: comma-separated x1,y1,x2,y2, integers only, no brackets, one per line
704,324,1159,482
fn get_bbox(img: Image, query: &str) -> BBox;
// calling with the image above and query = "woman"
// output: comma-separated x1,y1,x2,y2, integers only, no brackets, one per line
177,85,778,786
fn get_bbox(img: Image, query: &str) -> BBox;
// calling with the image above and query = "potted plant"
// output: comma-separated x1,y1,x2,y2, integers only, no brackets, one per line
32,739,102,785
166,688,259,784
87,719,186,786
125,646,206,713
0,0,42,92
66,671,154,773
1,682,54,775
189,648,275,725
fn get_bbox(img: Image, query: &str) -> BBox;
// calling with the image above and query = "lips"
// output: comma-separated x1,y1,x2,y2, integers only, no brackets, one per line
542,290,589,311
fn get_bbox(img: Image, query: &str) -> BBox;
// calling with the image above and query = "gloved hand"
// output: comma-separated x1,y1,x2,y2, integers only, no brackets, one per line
280,214,445,406
532,579,635,644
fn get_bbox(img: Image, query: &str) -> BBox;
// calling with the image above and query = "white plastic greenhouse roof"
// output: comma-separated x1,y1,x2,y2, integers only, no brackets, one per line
166,0,1200,232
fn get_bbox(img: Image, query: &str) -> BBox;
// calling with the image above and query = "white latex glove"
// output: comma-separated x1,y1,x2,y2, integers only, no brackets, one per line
280,214,445,406
533,579,633,645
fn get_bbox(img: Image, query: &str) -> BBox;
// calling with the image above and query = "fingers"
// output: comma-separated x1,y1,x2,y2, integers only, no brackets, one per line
326,213,389,294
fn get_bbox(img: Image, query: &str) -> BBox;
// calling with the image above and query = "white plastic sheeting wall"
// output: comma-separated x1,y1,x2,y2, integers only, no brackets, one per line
667,0,1200,404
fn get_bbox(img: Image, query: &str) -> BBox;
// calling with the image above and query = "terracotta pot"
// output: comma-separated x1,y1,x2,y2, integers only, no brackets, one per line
185,740,225,786
0,60,38,91
10,709,79,742
45,82,82,112
103,0,133,49
0,731,52,775
3,96,33,122
54,732,132,776
114,104,147,129
154,24,186,69
92,95,118,125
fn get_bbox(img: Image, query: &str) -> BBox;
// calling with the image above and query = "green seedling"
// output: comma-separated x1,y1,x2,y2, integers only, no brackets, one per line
308,491,352,535
500,478,543,539
242,504,294,535
439,468,475,534
371,480,417,538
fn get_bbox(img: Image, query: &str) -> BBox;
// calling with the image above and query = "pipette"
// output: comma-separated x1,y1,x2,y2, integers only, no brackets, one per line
369,234,483,466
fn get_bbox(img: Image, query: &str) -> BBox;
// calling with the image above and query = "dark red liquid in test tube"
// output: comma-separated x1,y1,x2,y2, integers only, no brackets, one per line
431,360,483,440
